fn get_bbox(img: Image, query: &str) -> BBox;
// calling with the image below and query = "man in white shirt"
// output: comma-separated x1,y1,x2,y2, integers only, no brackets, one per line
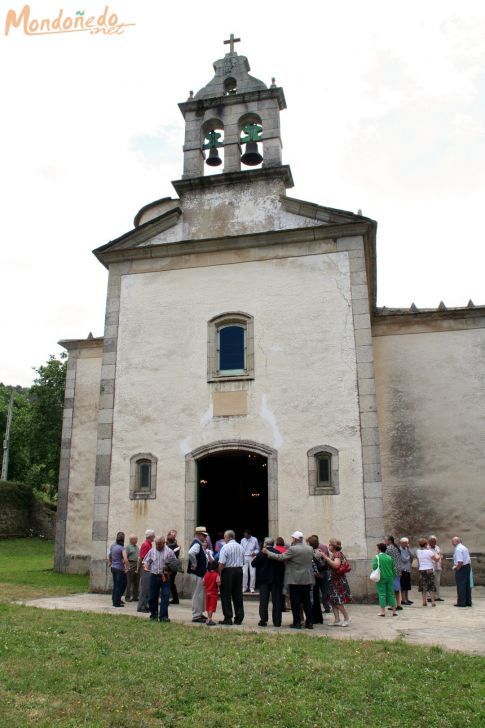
452,536,472,608
428,535,444,601
218,530,245,625
241,529,260,593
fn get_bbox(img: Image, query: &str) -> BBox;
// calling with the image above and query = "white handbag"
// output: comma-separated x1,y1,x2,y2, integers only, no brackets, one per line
369,554,381,582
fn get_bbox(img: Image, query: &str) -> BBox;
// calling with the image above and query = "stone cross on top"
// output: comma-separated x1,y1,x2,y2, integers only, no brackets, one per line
223,33,240,54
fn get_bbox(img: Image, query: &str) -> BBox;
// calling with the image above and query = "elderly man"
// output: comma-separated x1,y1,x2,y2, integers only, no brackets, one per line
143,535,179,622
428,535,444,602
251,537,284,626
241,529,260,593
264,530,315,629
125,533,140,602
188,526,209,623
136,528,155,613
218,530,246,625
452,537,472,607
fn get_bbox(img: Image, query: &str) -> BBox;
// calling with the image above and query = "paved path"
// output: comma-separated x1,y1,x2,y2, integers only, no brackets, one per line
20,585,485,656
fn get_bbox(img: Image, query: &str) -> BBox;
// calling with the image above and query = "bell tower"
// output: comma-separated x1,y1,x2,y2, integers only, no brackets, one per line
178,35,288,179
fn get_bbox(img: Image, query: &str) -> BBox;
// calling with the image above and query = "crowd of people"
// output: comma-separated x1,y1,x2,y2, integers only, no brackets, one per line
370,534,473,613
107,527,473,626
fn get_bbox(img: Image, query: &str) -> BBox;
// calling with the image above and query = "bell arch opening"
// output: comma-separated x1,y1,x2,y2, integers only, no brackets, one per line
185,440,278,545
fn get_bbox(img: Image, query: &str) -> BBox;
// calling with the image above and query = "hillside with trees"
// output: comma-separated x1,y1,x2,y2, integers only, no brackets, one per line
0,354,66,500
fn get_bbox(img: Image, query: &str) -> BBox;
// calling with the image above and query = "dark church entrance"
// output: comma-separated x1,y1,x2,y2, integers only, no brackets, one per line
197,451,268,547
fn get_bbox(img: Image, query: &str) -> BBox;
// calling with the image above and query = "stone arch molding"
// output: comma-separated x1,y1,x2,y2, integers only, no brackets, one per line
185,440,278,541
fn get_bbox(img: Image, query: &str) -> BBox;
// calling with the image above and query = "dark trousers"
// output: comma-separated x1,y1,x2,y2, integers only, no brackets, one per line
220,567,244,624
111,568,127,606
318,571,331,611
126,562,140,601
149,573,171,619
170,571,179,602
312,583,323,623
259,582,283,626
137,569,151,611
455,564,472,606
289,584,312,627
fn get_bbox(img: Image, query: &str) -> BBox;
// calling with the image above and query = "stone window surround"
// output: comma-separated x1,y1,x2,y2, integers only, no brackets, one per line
129,452,157,500
185,440,278,541
307,445,339,495
207,311,254,382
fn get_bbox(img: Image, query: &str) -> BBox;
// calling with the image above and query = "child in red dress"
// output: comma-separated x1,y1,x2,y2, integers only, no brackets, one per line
202,560,220,626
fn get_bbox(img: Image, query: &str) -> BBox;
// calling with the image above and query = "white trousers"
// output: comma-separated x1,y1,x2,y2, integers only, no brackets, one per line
191,574,205,618
243,560,256,591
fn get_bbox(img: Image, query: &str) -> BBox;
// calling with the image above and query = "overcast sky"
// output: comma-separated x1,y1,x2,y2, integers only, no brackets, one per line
1,0,484,386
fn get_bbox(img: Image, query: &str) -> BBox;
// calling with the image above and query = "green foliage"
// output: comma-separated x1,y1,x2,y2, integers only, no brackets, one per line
0,480,33,509
0,538,88,603
0,354,66,497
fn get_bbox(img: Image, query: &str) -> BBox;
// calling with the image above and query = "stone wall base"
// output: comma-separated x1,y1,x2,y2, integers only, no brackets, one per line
88,559,379,602
56,554,91,575
86,555,484,598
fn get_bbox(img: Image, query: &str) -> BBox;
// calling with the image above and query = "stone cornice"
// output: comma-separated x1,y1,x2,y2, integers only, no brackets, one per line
58,337,104,351
372,306,485,336
94,207,182,257
94,219,373,267
178,87,286,116
172,165,294,195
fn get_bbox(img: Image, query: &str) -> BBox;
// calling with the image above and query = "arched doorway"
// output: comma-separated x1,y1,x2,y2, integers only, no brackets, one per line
185,440,278,546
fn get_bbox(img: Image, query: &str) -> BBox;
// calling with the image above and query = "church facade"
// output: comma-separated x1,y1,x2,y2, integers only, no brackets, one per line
54,42,485,596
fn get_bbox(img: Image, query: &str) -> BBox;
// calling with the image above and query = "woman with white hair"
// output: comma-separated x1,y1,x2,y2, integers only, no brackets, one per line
399,537,413,605
136,528,155,613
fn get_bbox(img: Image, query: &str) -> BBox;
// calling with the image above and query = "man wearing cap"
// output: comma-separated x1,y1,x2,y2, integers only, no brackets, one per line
218,530,246,625
188,526,209,623
137,528,155,613
264,531,315,629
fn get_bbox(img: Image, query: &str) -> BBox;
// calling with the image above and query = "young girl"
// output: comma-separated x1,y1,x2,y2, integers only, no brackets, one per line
202,560,220,626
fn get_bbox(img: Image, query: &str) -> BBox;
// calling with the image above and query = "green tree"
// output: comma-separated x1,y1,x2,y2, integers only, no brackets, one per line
0,385,32,483
27,354,67,496
0,354,66,498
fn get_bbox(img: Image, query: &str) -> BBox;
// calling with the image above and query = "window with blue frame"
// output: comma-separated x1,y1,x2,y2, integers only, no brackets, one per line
218,324,245,374
208,312,254,381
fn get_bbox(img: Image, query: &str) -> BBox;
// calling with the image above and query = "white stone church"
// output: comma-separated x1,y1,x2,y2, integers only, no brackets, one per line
55,40,484,596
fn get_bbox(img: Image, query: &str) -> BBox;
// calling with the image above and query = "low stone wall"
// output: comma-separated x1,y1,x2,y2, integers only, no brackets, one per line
0,502,30,537
0,480,56,539
30,500,57,539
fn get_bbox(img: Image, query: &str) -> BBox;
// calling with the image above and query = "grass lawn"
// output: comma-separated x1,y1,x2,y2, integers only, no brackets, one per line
0,538,88,602
0,540,484,727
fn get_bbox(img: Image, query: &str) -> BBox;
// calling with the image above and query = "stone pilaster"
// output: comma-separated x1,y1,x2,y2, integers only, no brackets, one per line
89,268,121,592
54,349,79,572
338,238,385,578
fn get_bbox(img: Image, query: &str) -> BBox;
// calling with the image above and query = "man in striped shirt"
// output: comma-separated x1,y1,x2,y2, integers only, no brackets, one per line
218,530,245,625
143,536,179,622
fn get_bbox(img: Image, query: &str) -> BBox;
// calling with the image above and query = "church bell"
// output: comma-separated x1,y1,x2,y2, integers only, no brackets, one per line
240,141,263,166
203,129,223,167
240,122,263,166
205,147,222,166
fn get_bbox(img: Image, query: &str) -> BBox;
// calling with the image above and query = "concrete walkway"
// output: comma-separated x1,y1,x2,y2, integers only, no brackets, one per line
21,585,485,656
